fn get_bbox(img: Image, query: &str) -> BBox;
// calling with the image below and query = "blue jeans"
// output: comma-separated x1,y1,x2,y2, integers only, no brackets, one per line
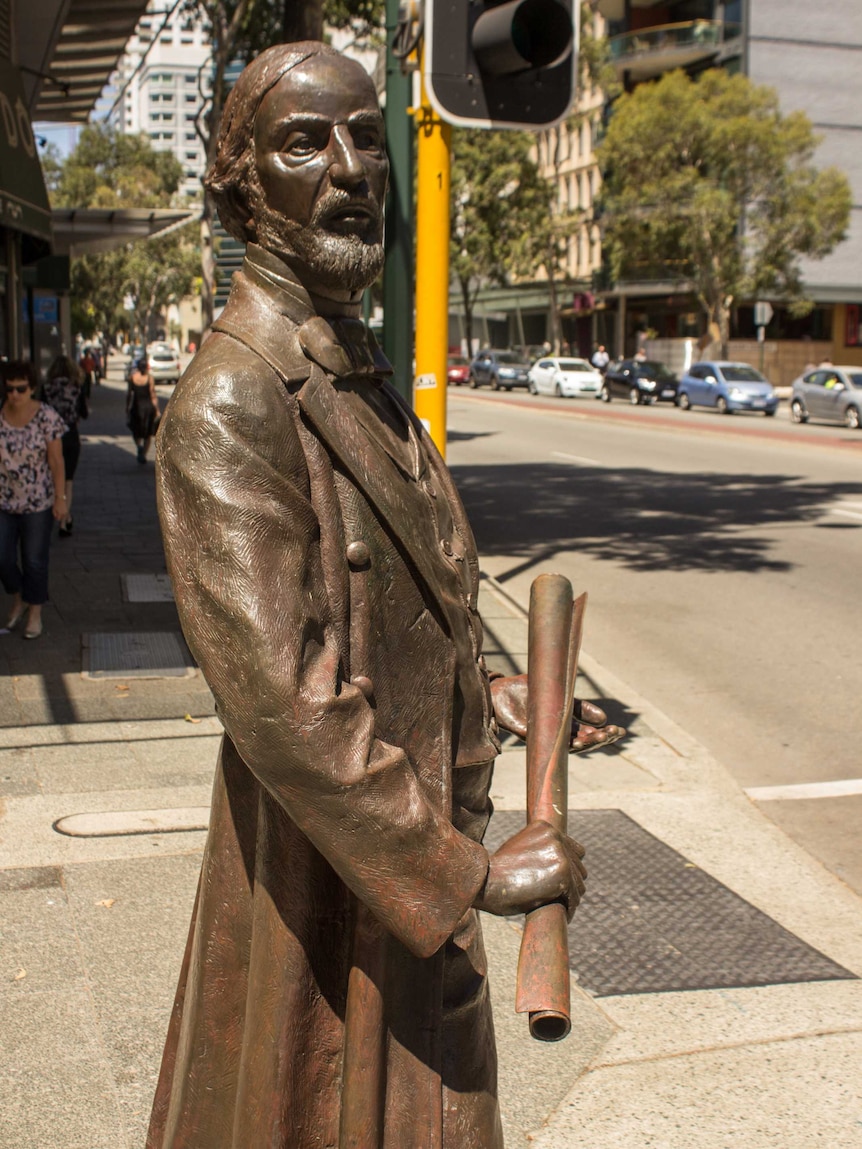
0,507,54,605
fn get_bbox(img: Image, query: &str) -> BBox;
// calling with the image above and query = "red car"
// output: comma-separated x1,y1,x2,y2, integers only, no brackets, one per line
447,355,471,386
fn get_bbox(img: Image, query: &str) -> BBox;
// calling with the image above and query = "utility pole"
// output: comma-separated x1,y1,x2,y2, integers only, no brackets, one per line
412,75,451,456
382,0,415,404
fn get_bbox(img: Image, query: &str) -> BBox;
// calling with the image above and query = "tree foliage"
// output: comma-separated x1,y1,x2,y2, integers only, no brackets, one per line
451,130,571,354
49,125,199,341
598,68,852,353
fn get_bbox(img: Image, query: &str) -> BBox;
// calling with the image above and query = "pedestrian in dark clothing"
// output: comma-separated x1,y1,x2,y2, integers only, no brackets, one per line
43,355,88,536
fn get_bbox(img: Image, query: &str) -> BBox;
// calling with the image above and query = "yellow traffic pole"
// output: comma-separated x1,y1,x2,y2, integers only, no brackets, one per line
413,71,451,458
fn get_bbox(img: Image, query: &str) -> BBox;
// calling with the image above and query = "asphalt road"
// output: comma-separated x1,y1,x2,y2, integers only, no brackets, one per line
446,387,862,895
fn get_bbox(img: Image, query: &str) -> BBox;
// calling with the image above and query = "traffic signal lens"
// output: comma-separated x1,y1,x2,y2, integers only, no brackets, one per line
473,0,574,74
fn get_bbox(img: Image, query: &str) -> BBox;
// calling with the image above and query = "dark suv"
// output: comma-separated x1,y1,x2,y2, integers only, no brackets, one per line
469,350,532,390
601,358,679,405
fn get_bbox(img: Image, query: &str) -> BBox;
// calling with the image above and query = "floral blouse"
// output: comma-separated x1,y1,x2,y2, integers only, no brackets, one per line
0,404,67,514
43,374,84,427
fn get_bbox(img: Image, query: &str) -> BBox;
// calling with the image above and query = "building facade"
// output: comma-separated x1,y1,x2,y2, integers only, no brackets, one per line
596,0,862,377
108,0,210,199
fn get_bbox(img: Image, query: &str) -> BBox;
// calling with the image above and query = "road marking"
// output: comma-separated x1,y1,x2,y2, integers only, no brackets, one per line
745,778,862,801
552,450,602,466
830,508,862,522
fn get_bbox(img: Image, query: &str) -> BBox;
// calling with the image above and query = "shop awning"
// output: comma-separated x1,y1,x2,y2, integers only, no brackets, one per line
0,59,53,242
51,207,198,255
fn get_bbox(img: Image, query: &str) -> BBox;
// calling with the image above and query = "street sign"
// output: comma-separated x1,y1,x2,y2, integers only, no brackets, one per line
754,301,773,328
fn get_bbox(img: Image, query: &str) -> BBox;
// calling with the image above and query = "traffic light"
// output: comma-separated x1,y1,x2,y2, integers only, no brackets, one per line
424,0,578,130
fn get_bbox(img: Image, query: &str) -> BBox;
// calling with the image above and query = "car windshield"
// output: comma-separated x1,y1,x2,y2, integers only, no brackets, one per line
496,353,525,365
558,359,592,371
848,373,862,388
448,356,468,366
638,361,676,382
722,366,766,383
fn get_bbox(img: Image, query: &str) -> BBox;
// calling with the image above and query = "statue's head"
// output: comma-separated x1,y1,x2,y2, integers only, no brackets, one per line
206,42,389,295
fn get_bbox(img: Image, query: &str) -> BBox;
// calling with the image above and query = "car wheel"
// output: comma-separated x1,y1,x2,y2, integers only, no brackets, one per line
677,391,691,410
764,407,776,417
844,406,861,430
601,385,611,403
790,399,807,424
629,387,641,406
469,374,479,389
554,381,562,397
716,396,730,415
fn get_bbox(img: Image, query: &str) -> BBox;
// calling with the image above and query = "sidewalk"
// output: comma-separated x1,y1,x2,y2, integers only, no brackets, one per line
0,362,860,1148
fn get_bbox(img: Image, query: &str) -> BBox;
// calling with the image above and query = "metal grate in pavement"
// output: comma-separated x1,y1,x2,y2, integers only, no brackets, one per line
484,809,856,997
121,573,175,603
82,632,196,679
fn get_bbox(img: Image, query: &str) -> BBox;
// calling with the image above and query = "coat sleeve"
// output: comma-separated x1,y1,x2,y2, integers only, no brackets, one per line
157,353,489,959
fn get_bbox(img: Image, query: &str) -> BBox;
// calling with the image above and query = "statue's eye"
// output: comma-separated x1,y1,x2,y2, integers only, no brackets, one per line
282,132,322,157
353,127,385,155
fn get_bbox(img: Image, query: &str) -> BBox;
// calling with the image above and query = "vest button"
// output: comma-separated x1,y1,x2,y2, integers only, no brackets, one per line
440,539,453,556
423,481,437,498
346,540,370,566
351,675,374,699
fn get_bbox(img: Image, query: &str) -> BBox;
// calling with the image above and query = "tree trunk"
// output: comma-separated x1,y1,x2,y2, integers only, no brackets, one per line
200,197,216,333
545,262,562,354
459,276,473,361
283,0,323,40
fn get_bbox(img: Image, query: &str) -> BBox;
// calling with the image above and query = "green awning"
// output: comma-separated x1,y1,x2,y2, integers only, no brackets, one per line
0,60,52,244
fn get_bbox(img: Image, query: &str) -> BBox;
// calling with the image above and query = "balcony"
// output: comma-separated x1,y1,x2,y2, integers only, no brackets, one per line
609,21,741,82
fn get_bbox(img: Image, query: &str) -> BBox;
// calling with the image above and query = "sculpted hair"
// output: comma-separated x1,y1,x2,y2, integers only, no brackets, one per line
205,41,338,243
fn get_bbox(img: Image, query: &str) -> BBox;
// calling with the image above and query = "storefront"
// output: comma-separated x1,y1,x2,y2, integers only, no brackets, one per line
0,57,54,363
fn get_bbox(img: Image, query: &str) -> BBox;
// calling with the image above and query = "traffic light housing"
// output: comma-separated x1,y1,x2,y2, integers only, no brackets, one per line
424,0,578,130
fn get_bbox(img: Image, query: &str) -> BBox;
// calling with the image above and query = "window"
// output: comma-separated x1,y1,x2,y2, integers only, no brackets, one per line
185,74,196,83
185,151,197,160
185,94,196,103
185,131,196,141
185,113,196,123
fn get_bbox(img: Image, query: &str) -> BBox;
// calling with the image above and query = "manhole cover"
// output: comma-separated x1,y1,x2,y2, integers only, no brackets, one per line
485,809,856,997
121,573,175,602
83,632,196,679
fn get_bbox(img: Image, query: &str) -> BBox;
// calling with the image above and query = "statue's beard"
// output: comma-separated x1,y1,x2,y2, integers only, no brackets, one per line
251,189,385,294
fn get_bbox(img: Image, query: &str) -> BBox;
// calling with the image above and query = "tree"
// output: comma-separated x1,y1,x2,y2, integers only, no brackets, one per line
50,124,199,343
450,130,564,355
598,69,852,355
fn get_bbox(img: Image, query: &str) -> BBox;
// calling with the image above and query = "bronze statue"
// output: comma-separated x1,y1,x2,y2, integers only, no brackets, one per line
147,42,623,1149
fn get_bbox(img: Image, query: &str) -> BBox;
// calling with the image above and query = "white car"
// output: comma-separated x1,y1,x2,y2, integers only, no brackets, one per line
528,357,603,398
147,342,181,385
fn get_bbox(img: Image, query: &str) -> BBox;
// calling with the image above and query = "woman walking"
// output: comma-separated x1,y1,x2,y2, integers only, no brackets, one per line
126,357,160,464
42,355,88,537
0,361,67,639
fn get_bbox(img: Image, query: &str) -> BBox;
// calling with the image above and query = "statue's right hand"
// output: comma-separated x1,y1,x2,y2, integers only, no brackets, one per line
474,820,586,921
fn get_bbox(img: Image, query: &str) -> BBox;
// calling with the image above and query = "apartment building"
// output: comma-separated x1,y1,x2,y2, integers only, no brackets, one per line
109,1,210,198
595,0,862,375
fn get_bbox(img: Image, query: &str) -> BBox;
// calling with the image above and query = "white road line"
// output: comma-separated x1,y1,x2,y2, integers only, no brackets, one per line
745,778,862,802
830,508,862,522
552,450,602,466
838,502,862,511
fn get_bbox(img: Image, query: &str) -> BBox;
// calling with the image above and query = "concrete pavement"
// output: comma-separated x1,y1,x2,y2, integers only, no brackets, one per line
0,361,860,1148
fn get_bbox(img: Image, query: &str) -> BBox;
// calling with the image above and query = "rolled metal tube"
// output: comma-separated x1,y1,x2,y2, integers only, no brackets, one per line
515,575,586,1041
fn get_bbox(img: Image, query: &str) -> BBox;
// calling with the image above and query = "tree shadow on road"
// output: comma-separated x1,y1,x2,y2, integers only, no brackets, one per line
451,461,862,578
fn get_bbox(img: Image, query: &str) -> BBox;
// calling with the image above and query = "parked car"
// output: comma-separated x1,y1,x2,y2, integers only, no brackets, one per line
469,349,532,390
600,358,679,404
528,357,603,398
789,365,862,429
676,361,777,415
147,342,181,385
447,355,471,386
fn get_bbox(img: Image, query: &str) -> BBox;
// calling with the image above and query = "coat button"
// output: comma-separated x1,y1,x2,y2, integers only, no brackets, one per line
440,539,453,556
423,480,437,498
346,540,370,566
351,675,374,699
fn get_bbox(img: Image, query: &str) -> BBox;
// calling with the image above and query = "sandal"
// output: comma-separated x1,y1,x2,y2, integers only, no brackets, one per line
6,603,26,630
24,618,43,640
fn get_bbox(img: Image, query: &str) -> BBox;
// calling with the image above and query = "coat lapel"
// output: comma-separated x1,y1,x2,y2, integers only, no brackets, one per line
297,371,459,624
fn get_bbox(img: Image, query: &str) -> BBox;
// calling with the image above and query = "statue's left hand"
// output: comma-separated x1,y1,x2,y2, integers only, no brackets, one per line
490,673,625,754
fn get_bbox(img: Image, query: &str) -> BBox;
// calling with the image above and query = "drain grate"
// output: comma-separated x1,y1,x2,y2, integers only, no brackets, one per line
83,632,196,679
484,809,856,997
121,573,175,603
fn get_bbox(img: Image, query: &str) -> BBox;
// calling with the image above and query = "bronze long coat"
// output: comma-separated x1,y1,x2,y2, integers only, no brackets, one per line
147,247,505,1149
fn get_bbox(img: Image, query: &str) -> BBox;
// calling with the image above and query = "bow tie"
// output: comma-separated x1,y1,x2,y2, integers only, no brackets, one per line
298,316,393,381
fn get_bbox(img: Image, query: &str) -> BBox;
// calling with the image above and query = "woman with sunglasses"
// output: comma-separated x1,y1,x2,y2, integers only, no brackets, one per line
0,361,67,639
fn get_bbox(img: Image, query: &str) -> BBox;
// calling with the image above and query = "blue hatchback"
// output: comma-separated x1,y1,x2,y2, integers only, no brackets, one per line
676,361,778,416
